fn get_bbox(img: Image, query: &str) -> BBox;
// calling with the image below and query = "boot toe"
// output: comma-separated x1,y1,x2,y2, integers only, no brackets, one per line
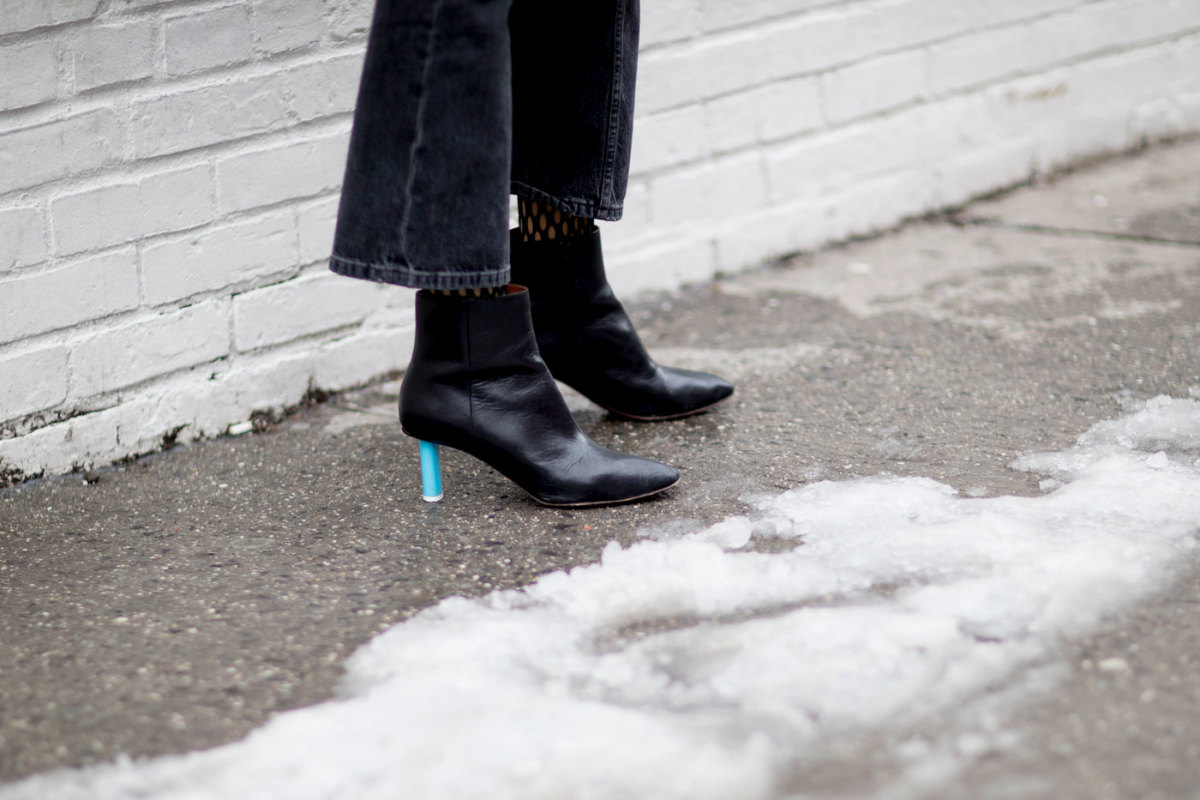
591,457,679,505
663,367,734,412
528,450,678,507
600,366,734,421
619,456,680,498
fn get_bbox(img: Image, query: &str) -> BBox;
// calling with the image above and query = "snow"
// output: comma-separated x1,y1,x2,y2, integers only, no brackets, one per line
6,395,1200,800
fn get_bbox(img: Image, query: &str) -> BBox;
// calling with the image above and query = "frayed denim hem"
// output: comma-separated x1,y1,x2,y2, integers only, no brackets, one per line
330,254,511,290
511,182,624,222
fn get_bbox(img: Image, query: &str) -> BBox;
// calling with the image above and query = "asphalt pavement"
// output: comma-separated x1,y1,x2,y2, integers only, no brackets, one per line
1,137,1198,798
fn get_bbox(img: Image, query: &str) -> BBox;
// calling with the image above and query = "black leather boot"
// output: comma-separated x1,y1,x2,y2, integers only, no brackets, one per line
509,228,735,421
399,286,679,507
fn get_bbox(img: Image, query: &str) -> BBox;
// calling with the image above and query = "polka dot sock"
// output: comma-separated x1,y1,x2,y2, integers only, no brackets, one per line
518,197,593,243
433,286,506,298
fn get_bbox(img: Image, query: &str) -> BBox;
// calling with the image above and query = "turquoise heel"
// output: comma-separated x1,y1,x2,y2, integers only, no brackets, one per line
419,440,443,502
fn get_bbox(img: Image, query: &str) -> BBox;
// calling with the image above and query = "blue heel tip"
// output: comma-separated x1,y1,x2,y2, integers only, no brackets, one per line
418,440,444,503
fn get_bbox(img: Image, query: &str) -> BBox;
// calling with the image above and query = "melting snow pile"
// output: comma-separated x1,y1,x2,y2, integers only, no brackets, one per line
7,396,1200,800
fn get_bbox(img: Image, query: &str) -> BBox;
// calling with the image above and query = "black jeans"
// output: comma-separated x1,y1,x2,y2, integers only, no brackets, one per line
330,0,641,290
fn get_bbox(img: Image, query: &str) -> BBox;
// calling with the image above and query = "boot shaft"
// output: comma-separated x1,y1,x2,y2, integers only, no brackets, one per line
408,286,543,377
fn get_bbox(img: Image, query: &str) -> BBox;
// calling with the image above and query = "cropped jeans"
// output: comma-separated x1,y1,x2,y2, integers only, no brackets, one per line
330,0,641,290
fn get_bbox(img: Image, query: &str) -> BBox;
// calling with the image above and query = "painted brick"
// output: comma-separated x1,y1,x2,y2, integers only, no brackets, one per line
1106,0,1200,49
141,209,299,306
764,111,931,205
930,138,1039,208
313,327,412,390
251,0,326,54
164,4,254,76
825,49,929,123
51,165,216,256
650,152,767,229
0,398,154,475
817,168,938,243
701,90,761,155
0,345,68,422
131,71,291,158
287,53,364,122
596,182,652,251
215,133,349,214
967,0,1083,29
910,91,1000,165
0,249,139,341
1022,0,1200,72
630,105,708,174
929,24,1033,96
1027,45,1182,169
106,0,177,10
641,0,701,48
71,20,156,92
0,40,59,110
758,77,824,141
1173,34,1200,101
0,206,48,270
637,32,771,114
71,301,231,397
925,1,1194,100
696,0,828,34
712,199,828,272
860,0,978,55
297,195,341,265
606,236,716,295
752,8,882,82
232,273,385,351
640,5,941,116
0,109,119,195
0,0,100,37
619,181,652,231
324,0,374,41
700,77,822,154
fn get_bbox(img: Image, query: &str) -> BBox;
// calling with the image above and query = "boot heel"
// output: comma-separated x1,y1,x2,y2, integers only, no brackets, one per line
419,440,443,502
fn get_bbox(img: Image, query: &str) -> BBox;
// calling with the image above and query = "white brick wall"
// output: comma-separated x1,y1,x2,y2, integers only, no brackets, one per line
2,0,1199,482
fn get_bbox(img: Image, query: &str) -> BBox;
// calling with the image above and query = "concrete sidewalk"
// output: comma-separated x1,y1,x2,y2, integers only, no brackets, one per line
1,138,1198,798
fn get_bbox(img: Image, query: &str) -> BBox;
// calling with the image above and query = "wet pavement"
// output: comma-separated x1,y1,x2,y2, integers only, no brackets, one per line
1,137,1198,797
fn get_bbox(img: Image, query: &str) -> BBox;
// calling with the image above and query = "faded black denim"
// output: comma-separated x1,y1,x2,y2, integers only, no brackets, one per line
330,0,641,290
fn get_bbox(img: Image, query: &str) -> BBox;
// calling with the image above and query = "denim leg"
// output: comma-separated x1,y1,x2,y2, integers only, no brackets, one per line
331,0,514,290
509,0,640,222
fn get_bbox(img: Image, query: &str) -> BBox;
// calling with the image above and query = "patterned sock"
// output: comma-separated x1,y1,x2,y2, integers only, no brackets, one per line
434,286,506,298
518,197,593,243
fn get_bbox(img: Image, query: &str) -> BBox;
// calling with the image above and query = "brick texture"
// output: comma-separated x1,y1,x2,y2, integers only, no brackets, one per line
51,165,216,255
0,0,100,37
163,5,254,76
0,40,60,110
71,21,157,92
0,249,139,341
1,0,1199,480
0,207,48,270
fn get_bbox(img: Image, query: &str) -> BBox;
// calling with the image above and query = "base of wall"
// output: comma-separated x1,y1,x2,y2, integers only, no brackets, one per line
0,323,413,485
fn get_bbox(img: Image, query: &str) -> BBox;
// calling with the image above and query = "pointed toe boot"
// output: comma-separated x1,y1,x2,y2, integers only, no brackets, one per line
509,229,734,421
399,286,679,506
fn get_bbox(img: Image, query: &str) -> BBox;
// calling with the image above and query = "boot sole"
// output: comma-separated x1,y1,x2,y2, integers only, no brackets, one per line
600,392,734,422
402,429,679,507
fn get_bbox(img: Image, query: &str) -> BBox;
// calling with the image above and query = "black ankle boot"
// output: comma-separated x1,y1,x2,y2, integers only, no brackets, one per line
399,286,679,506
509,228,735,421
